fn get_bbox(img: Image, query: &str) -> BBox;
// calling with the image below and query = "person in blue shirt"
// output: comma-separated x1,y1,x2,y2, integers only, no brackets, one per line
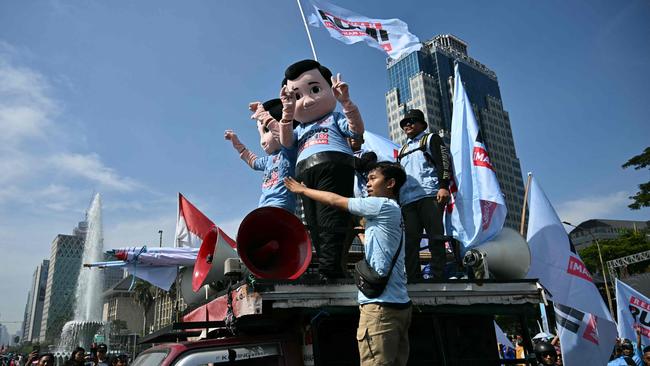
224,98,296,212
397,108,452,282
609,328,644,366
285,162,411,366
279,59,364,281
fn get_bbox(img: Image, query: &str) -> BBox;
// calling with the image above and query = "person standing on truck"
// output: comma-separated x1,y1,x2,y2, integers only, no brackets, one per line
285,162,412,366
397,109,451,282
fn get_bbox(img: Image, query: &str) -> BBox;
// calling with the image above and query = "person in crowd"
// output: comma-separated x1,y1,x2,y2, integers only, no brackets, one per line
533,342,557,365
94,344,109,366
279,59,364,281
396,109,451,282
113,355,128,366
36,354,54,366
609,326,644,366
65,347,86,366
641,345,650,366
285,162,411,365
225,98,297,212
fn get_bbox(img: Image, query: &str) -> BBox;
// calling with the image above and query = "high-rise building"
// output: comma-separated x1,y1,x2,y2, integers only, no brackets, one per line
21,259,49,342
385,34,525,229
39,222,86,344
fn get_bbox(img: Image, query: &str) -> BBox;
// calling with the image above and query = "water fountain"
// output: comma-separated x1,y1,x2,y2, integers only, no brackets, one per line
58,193,109,352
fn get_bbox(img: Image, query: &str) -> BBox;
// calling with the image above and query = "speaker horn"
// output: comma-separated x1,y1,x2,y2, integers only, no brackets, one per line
192,227,238,292
462,228,530,280
180,265,217,306
237,206,312,280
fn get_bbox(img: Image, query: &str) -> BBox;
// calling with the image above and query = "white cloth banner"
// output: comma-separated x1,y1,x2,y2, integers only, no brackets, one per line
616,279,650,344
554,303,618,366
526,175,613,321
308,0,421,59
111,247,199,267
361,130,399,162
449,63,507,251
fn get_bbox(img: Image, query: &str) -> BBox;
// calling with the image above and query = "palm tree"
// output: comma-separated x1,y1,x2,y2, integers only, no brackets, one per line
131,280,154,336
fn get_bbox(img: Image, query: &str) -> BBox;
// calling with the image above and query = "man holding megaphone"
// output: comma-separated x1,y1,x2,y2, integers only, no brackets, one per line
285,162,412,366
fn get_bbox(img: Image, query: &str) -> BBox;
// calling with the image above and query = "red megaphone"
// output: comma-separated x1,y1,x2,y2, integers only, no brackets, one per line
237,207,312,280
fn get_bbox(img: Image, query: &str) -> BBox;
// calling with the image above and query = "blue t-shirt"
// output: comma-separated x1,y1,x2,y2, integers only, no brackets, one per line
607,346,642,366
399,131,440,206
293,112,358,163
252,147,297,212
348,197,409,305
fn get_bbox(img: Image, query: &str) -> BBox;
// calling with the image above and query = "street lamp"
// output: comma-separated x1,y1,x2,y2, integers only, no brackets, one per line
562,221,614,318
158,230,163,247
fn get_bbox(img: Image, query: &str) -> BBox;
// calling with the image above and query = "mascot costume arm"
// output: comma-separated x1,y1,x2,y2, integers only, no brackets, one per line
224,130,259,169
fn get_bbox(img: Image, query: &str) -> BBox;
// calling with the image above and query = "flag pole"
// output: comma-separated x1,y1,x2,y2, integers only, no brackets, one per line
520,172,532,236
296,0,318,61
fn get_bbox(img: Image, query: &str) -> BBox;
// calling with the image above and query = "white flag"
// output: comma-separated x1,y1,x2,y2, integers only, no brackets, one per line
449,63,507,251
616,279,650,345
308,0,421,59
554,303,618,366
526,176,613,321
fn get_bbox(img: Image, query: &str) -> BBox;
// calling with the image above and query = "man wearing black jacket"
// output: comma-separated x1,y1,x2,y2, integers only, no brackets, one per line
397,109,452,282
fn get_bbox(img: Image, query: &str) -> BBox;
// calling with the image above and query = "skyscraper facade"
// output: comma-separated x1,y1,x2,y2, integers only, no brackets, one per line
385,34,525,229
21,259,49,342
39,223,86,344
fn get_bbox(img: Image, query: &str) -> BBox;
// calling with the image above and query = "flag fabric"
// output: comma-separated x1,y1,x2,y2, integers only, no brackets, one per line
449,63,507,252
110,247,199,267
527,176,617,365
175,193,236,249
307,0,421,59
526,176,612,321
616,279,650,344
554,303,618,366
361,130,399,162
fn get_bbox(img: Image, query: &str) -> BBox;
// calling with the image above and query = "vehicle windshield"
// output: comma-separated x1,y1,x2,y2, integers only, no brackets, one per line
131,351,169,366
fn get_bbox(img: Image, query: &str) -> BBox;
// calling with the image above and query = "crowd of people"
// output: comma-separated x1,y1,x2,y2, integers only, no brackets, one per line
496,326,650,365
0,344,129,366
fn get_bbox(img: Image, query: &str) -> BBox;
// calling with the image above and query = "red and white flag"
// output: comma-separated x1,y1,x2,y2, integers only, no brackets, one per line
449,63,507,251
175,193,236,249
308,0,421,59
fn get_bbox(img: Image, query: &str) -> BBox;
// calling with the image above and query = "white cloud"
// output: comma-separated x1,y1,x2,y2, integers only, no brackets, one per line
555,190,631,227
48,153,141,192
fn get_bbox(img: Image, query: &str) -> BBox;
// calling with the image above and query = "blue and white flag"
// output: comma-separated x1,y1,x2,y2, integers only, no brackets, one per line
527,175,617,365
308,0,421,59
554,303,618,366
526,175,612,321
616,279,650,345
361,130,399,162
449,63,507,252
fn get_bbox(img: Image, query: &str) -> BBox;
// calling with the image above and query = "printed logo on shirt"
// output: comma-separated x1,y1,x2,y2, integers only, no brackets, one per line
262,166,280,189
298,127,330,153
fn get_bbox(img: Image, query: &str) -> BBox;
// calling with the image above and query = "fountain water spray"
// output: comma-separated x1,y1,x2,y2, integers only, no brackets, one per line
59,193,109,352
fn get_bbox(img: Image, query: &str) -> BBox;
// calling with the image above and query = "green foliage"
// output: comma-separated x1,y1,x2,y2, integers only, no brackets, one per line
578,230,650,275
622,146,650,210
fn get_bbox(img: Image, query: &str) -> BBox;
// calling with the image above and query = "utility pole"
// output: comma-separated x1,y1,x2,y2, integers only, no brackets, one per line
158,230,163,247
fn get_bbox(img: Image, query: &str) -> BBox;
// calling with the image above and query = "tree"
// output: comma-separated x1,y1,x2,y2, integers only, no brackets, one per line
622,146,650,210
131,280,154,336
578,230,650,275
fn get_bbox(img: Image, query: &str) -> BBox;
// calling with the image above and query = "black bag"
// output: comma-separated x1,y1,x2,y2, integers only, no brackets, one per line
354,232,403,298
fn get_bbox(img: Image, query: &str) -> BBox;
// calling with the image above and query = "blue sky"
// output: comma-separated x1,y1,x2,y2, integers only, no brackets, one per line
0,0,648,332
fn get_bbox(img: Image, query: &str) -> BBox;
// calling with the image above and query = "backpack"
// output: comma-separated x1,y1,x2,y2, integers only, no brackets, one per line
397,133,435,165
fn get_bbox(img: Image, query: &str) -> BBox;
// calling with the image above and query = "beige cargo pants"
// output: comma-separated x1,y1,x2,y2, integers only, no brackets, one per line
357,303,412,366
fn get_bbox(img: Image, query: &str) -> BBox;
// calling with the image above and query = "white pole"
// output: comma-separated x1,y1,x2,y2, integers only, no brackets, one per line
296,0,318,61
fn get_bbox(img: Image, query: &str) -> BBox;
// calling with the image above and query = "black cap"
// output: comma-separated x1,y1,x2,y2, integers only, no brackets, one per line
97,344,107,352
399,109,427,128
